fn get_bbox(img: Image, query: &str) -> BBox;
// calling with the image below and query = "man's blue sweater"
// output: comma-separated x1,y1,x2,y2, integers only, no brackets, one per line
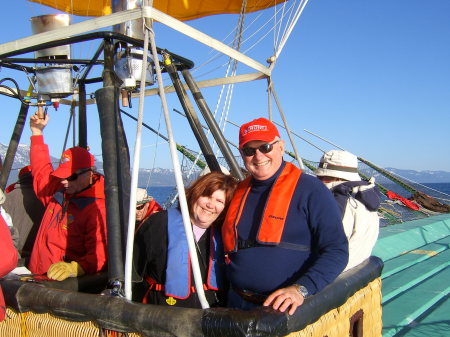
227,162,349,296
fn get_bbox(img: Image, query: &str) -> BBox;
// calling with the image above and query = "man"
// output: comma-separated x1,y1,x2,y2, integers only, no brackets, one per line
222,118,348,315
315,150,380,271
135,187,162,230
28,113,107,281
3,166,45,263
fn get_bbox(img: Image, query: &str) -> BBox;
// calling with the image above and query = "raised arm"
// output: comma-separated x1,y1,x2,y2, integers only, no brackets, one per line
29,113,61,206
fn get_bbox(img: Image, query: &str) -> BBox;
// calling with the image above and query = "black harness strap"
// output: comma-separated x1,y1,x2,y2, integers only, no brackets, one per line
237,239,310,252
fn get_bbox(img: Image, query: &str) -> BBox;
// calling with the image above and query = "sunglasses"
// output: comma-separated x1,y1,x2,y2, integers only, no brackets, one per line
136,203,146,210
241,140,279,157
65,168,92,182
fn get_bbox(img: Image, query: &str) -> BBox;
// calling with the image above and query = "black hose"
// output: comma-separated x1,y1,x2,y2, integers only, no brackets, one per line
95,86,125,287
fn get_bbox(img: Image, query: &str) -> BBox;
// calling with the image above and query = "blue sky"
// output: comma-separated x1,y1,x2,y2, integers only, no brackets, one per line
1,1,449,172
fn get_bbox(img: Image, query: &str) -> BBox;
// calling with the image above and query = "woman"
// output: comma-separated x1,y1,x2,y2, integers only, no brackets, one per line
0,199,19,321
133,172,237,308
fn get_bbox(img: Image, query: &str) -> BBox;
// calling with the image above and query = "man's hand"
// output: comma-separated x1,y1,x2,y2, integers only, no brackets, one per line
30,112,49,136
263,285,305,315
47,261,85,281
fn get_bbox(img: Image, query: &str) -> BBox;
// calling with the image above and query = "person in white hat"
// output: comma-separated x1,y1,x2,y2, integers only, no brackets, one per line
315,150,380,271
135,188,162,229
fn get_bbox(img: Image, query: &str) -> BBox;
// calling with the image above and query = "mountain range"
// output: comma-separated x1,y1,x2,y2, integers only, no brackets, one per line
382,168,450,184
0,143,179,187
1,143,450,185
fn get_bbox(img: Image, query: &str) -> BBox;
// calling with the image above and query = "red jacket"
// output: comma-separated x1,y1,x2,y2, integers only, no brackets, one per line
136,199,163,232
0,215,18,321
28,136,107,275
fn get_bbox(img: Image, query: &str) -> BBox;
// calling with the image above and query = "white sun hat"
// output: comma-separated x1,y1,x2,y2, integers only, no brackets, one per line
136,188,153,205
315,150,361,181
199,165,230,176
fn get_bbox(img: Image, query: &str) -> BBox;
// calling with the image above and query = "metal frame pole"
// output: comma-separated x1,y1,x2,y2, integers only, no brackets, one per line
0,103,29,189
164,54,221,173
181,69,244,181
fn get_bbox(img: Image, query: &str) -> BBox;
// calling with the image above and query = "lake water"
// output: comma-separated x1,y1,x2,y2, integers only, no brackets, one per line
423,183,450,195
146,186,177,205
145,182,450,207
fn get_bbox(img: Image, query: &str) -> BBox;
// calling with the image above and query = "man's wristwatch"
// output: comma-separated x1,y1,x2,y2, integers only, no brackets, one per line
293,284,309,299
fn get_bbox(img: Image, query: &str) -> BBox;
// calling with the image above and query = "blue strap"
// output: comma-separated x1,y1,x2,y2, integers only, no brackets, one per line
165,208,190,298
53,190,97,209
165,209,222,298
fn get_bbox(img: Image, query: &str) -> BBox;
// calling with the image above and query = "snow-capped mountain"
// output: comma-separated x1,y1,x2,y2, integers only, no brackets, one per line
1,143,449,185
383,168,450,184
1,143,177,186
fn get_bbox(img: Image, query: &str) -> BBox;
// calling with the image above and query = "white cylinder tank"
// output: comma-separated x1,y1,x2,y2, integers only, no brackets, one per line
30,14,71,59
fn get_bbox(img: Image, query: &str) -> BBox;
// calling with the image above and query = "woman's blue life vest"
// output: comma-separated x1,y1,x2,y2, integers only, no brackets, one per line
165,208,225,299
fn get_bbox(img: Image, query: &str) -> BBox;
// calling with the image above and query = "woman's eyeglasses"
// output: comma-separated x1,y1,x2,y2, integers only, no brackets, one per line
65,168,92,182
241,140,279,157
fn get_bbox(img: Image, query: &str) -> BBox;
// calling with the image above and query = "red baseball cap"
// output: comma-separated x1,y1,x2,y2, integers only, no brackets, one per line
239,118,280,148
19,165,32,177
5,165,32,193
52,147,95,179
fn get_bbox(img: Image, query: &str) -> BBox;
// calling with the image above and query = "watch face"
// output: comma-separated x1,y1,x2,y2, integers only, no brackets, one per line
296,285,309,298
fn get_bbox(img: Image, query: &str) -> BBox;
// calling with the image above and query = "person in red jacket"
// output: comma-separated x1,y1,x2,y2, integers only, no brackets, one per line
28,112,107,281
135,188,163,231
0,206,18,321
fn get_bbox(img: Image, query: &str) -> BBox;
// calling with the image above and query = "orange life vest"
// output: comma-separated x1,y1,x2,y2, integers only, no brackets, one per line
222,162,302,253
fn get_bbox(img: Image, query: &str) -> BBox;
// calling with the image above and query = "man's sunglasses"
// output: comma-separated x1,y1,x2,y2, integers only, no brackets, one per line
136,203,146,210
241,140,279,157
65,168,92,182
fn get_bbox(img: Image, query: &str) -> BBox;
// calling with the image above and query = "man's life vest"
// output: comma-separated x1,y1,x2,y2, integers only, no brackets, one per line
165,209,224,299
222,162,305,253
